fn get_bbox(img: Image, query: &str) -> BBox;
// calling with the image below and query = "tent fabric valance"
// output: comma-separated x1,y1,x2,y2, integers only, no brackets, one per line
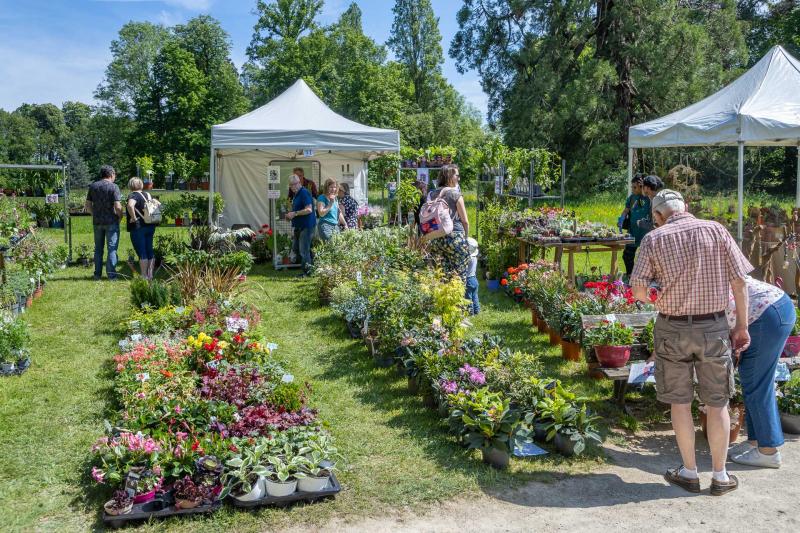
211,79,400,152
629,45,800,149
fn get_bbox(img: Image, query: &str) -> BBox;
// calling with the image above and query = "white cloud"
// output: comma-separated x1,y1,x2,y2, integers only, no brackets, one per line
156,9,183,26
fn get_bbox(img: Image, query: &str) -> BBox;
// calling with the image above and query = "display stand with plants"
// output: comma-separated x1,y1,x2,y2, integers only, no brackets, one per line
584,320,635,368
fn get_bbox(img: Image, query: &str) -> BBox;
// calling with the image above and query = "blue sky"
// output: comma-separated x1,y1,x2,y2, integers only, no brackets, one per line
0,0,487,118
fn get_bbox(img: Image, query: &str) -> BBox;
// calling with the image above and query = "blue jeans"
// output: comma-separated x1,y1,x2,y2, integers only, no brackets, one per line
297,226,314,273
129,225,156,260
740,293,795,447
465,276,480,315
93,224,120,279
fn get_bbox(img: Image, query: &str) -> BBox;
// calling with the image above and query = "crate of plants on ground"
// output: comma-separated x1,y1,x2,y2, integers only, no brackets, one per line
89,231,341,526
314,227,603,463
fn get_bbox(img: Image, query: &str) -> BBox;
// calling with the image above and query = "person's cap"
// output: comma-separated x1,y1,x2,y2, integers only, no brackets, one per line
651,189,684,211
467,237,479,257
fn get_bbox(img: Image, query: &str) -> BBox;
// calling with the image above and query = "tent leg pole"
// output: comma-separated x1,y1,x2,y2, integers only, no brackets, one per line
796,144,800,208
209,148,216,227
737,142,744,244
627,147,633,196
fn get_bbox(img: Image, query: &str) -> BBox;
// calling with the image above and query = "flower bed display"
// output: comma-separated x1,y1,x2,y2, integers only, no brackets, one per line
89,274,340,524
314,227,603,461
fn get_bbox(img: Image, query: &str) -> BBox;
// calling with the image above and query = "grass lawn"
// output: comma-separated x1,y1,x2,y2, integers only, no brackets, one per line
0,188,764,531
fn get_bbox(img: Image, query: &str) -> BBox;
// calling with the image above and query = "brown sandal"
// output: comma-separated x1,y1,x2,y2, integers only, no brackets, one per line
710,474,739,496
664,465,701,493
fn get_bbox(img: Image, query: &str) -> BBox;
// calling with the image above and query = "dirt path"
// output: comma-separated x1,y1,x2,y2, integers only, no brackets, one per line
296,430,799,532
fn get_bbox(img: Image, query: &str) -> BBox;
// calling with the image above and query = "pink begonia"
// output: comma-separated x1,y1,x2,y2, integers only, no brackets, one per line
136,392,146,400
91,467,105,484
175,431,188,442
91,436,109,452
174,405,182,414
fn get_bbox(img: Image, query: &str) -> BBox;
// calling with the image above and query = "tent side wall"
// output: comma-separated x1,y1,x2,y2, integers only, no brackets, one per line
214,149,371,230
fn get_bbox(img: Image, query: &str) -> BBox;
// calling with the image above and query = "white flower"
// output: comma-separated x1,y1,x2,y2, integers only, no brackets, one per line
281,374,294,383
131,334,142,342
267,342,278,352
136,372,150,382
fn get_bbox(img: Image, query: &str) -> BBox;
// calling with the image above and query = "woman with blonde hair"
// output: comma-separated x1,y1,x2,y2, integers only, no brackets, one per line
126,177,159,279
426,165,471,281
316,177,347,242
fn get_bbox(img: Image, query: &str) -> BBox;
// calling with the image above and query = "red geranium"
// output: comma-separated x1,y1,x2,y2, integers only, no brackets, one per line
500,278,508,286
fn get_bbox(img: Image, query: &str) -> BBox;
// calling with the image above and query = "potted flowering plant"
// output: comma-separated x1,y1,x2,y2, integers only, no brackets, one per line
103,489,133,516
584,320,635,368
172,475,205,509
778,370,800,434
447,388,526,469
0,311,29,373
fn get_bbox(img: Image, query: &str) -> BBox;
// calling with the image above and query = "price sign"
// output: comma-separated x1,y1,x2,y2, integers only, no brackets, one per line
45,194,59,204
303,149,315,158
267,189,281,200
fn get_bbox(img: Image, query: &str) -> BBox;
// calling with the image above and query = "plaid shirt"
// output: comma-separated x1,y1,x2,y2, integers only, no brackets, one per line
631,212,753,316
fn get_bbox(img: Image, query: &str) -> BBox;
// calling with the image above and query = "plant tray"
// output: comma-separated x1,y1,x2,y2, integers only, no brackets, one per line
102,497,221,528
0,357,30,377
231,473,341,509
560,237,593,243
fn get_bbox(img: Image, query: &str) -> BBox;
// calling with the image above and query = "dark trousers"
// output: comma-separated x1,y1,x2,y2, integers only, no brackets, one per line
623,244,638,277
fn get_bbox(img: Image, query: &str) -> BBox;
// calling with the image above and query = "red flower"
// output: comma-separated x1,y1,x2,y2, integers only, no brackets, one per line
514,288,522,295
511,274,518,282
267,229,273,236
160,369,173,378
648,287,659,303
213,329,223,338
500,279,508,286
261,224,269,228
507,267,516,274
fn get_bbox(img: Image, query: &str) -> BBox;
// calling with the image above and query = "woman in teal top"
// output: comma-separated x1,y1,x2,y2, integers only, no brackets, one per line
620,175,651,277
316,177,347,242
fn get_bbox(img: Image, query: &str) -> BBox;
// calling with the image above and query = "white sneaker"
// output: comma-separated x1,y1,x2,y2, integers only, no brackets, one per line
727,441,754,459
731,448,782,469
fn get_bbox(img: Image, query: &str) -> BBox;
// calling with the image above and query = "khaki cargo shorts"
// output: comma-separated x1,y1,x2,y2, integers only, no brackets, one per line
653,315,734,408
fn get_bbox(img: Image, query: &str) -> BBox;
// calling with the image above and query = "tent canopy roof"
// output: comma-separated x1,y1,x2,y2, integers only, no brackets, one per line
629,45,800,148
211,79,400,153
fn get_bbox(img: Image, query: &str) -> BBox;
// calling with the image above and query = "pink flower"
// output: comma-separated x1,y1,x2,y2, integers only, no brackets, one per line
136,392,146,400
174,405,183,414
173,444,184,458
91,467,105,484
175,431,188,442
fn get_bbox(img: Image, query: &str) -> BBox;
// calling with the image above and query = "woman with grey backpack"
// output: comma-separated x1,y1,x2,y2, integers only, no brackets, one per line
421,165,471,282
126,177,161,280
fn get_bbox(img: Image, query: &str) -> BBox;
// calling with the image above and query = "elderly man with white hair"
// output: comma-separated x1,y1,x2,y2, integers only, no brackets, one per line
285,173,316,276
631,189,753,496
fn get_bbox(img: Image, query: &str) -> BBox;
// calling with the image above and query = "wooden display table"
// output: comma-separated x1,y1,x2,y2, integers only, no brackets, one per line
517,237,634,285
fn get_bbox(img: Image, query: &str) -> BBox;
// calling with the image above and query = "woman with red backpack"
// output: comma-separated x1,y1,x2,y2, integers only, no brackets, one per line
423,165,471,281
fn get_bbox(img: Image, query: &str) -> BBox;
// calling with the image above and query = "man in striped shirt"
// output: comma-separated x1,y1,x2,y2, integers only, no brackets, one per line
631,189,752,496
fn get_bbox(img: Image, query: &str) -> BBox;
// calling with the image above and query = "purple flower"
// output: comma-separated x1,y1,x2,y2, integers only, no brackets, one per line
440,380,458,394
91,467,105,484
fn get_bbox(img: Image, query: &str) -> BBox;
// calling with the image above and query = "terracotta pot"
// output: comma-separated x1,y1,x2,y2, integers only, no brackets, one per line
561,339,582,362
783,336,800,358
531,308,538,327
700,403,746,442
143,182,154,190
33,287,43,299
548,330,560,346
26,296,33,307
282,256,291,265
594,345,631,368
198,182,210,191
175,217,183,227
188,182,198,191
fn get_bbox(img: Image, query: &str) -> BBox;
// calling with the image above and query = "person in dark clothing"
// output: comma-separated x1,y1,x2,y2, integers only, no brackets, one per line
85,165,123,280
413,179,428,229
620,175,651,277
286,174,316,275
337,182,359,230
288,168,317,263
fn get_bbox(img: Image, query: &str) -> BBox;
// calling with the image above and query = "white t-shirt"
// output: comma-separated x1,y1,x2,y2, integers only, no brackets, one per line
467,256,477,279
726,276,786,328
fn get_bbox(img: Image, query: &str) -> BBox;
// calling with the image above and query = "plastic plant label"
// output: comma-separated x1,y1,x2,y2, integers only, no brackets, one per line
303,149,314,157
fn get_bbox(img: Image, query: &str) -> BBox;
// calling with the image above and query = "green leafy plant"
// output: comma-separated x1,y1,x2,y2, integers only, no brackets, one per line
640,318,655,353
129,277,179,309
447,387,527,452
0,311,29,363
584,320,635,347
224,440,270,495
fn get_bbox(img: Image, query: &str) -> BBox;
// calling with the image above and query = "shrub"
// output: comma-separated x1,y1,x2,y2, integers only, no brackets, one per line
129,277,179,309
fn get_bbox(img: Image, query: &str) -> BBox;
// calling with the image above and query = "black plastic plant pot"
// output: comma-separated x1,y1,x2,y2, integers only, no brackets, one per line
482,447,510,469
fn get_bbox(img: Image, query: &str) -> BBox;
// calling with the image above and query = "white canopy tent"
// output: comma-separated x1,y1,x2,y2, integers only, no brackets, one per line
209,79,400,229
628,45,800,241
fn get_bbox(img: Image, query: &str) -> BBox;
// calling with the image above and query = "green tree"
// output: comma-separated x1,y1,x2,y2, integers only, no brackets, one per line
451,0,747,188
387,0,445,111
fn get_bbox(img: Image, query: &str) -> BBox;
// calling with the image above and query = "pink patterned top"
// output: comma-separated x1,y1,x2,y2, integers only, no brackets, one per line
726,276,786,328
